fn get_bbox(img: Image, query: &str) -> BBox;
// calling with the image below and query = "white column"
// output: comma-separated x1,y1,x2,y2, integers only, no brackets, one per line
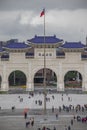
83,84,87,91
82,63,87,91
57,63,64,91
26,63,34,91
82,77,87,91
26,81,34,91
1,64,8,91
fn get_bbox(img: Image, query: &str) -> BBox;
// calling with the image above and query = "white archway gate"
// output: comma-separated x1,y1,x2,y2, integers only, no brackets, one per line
0,63,87,92
0,51,87,92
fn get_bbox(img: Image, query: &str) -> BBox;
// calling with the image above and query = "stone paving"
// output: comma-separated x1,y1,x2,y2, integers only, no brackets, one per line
0,114,87,130
0,92,87,130
0,93,87,109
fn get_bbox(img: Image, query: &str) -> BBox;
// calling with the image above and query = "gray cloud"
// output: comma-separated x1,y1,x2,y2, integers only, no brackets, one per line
0,0,87,43
0,0,87,11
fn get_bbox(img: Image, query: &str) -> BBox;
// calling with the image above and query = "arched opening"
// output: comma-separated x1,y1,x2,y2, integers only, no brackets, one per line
8,70,27,89
64,70,82,90
34,68,57,90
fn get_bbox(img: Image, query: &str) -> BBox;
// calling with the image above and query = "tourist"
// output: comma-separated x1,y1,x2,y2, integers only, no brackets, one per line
64,125,67,130
24,112,27,119
71,119,73,125
53,126,56,130
68,126,71,130
31,117,34,126
42,126,46,130
11,106,15,112
38,128,41,130
52,95,55,99
25,121,30,128
56,113,58,120
52,106,54,113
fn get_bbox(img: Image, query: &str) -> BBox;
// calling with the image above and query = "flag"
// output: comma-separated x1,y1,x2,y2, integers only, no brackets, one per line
40,9,45,17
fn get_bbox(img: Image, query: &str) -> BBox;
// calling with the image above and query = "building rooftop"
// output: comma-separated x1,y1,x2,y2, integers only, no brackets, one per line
0,36,86,51
5,42,29,49
27,35,63,44
0,43,4,52
0,48,3,52
61,42,85,48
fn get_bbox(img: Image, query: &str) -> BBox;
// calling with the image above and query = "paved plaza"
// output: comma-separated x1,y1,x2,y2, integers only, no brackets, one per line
0,92,87,130
0,115,87,130
0,93,87,109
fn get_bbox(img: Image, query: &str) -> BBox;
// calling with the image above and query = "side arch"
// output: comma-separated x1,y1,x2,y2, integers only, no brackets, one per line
63,70,83,90
8,70,27,88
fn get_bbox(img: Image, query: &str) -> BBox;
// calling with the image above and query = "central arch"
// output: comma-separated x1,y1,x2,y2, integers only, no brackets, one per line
34,68,57,89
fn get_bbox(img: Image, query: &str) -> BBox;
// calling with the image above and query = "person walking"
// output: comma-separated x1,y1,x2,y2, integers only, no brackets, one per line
53,126,56,130
42,126,46,130
31,117,34,126
52,106,54,113
64,125,67,130
24,112,27,119
68,125,71,130
71,119,73,125
56,113,58,120
25,120,30,128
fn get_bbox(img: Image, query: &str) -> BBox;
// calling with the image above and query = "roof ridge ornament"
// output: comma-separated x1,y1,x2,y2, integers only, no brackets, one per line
35,35,37,38
54,35,56,38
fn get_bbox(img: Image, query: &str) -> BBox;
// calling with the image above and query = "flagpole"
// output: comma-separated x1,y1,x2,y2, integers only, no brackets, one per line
43,8,46,115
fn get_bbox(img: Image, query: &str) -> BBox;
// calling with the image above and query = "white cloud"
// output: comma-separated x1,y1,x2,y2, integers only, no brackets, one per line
0,9,87,43
28,9,87,43
19,11,34,25
30,9,87,29
18,11,44,26
30,16,43,26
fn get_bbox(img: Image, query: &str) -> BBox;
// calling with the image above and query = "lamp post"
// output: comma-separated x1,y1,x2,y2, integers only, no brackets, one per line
43,8,46,115
40,8,46,115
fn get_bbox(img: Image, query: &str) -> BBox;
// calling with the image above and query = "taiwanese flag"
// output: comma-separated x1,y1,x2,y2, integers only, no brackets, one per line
40,9,45,17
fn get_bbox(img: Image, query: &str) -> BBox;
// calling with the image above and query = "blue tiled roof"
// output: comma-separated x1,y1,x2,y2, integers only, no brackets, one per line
27,35,63,44
0,47,3,52
61,42,85,48
5,42,29,49
0,45,4,52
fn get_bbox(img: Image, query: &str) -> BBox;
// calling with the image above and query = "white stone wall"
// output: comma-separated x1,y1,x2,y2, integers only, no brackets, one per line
0,48,87,91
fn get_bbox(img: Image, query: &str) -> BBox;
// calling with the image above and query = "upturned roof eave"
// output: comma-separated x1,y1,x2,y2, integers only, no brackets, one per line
27,41,63,46
0,50,8,55
2,46,31,51
61,47,84,52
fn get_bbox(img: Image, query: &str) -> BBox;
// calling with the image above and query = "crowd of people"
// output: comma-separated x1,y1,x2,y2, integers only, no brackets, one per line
0,91,87,130
19,92,87,129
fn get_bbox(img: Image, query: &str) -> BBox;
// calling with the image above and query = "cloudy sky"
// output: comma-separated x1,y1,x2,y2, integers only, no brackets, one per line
0,0,87,43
